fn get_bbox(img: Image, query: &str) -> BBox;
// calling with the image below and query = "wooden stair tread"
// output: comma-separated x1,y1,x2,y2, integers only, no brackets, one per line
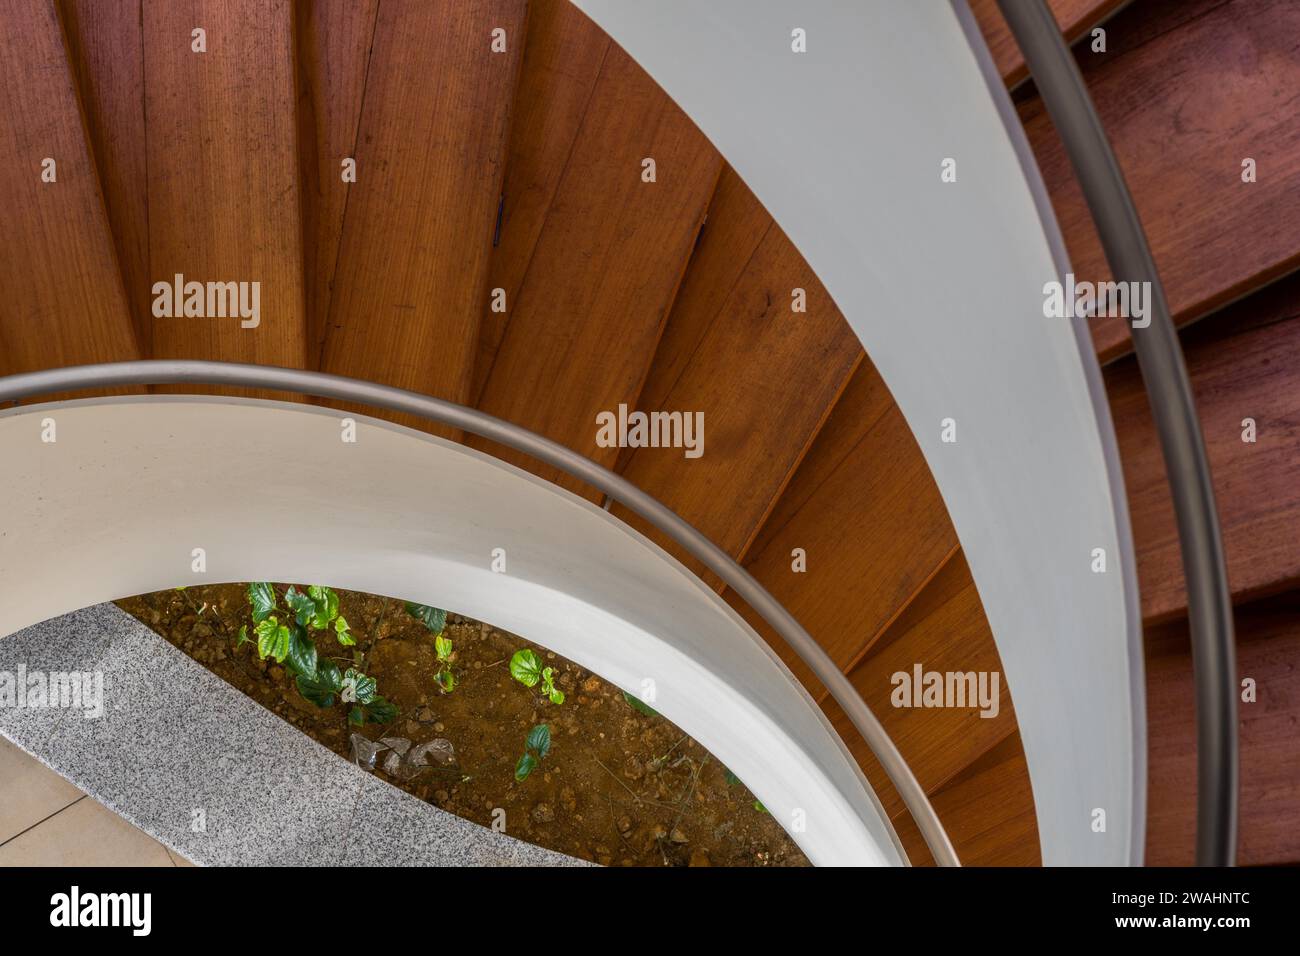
1144,591,1300,866
469,41,722,497
317,0,526,435
1109,273,1300,621
1018,0,1300,362
970,0,1128,88
142,0,306,377
610,184,863,582
0,0,139,380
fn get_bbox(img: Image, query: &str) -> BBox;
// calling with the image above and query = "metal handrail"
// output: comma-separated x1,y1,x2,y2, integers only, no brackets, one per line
0,359,960,867
997,0,1238,865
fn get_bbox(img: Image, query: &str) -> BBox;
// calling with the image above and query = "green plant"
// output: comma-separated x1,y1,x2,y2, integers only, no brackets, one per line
238,582,394,725
514,723,551,781
509,648,565,705
622,689,658,717
404,602,455,694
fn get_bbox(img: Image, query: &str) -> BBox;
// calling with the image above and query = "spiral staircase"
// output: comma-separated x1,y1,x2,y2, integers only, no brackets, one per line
1,0,1297,866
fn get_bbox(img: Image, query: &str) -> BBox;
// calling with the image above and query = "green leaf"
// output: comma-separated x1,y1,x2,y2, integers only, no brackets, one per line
526,723,551,760
404,602,447,635
342,668,377,705
753,800,768,814
540,667,565,706
548,687,566,706
236,624,249,648
509,649,542,688
514,752,538,782
248,582,277,624
348,706,365,726
724,769,741,787
284,586,315,629
434,635,453,662
334,615,355,646
255,616,291,663
297,659,343,708
285,625,318,678
435,669,456,694
308,586,340,626
622,689,658,717
364,696,398,725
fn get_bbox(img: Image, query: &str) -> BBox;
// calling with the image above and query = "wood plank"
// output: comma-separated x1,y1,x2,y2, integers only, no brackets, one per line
610,200,863,583
58,0,151,354
295,0,379,367
822,552,1016,820
143,0,306,377
890,732,1040,867
1018,0,1300,362
731,401,958,695
469,43,722,496
317,0,526,433
0,0,140,380
1144,591,1300,866
1108,275,1300,621
472,0,610,403
969,0,1129,88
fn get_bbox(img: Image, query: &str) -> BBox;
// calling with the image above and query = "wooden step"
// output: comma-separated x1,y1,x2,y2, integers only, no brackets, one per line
295,0,379,366
469,33,722,497
58,0,151,353
1108,271,1300,622
471,0,610,403
609,169,863,583
1018,0,1300,362
317,0,526,435
142,0,306,380
970,0,1130,88
0,0,140,385
1144,591,1300,866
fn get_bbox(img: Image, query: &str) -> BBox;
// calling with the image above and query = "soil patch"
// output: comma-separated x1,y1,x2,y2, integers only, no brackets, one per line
116,584,808,866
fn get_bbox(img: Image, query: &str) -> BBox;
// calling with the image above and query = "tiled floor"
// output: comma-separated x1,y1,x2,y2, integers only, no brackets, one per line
0,737,192,867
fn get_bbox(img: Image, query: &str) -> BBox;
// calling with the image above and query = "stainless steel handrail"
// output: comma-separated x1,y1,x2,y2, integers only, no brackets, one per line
997,0,1238,866
0,359,960,867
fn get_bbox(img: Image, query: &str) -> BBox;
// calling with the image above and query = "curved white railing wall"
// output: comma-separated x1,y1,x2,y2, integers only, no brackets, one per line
0,397,904,867
571,0,1145,864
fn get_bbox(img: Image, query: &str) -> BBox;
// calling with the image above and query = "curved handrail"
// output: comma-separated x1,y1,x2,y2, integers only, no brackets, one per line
0,359,960,867
997,0,1237,865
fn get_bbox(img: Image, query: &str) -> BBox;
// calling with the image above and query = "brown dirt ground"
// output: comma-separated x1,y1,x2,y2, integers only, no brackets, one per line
116,583,809,867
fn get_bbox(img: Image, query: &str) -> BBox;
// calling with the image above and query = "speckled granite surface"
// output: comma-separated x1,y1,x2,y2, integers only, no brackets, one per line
0,604,586,867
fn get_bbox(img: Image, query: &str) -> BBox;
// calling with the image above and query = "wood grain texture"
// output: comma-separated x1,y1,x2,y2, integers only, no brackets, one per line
1018,0,1300,362
610,199,863,584
58,0,151,354
472,0,610,403
1144,592,1300,866
1108,276,1300,621
317,0,526,434
890,732,1041,867
824,552,1016,820
295,0,379,367
469,43,722,496
969,0,1129,87
0,0,140,379
143,0,306,374
732,400,959,695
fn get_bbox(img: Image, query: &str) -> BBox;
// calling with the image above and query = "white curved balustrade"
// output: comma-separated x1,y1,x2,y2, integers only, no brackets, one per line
0,397,904,867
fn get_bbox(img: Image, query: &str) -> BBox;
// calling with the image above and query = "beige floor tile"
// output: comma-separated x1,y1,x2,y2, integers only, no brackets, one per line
0,795,174,866
0,736,83,842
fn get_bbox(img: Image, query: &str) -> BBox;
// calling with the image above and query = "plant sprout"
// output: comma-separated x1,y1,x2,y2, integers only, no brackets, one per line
514,724,551,781
509,648,565,705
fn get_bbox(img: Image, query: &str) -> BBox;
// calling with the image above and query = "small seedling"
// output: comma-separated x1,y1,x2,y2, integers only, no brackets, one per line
434,634,456,694
404,602,448,636
240,582,393,725
514,723,551,781
509,649,565,705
